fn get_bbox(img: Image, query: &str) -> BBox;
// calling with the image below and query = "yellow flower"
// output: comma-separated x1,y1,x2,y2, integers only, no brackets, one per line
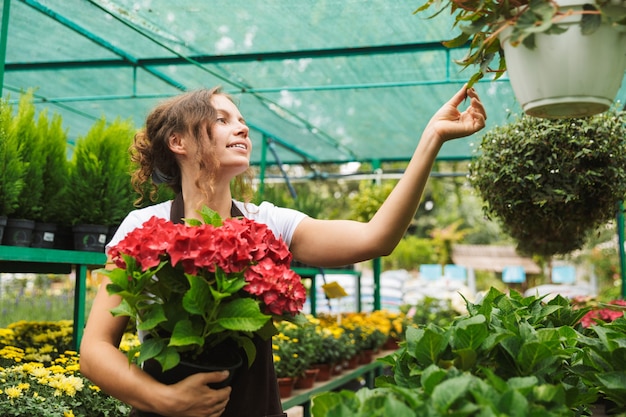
64,410,75,417
5,386,22,398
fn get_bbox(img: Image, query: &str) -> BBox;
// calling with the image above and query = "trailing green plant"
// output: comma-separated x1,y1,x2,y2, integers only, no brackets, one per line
67,117,136,226
413,0,626,85
11,90,46,221
0,97,26,218
311,287,626,416
468,107,626,257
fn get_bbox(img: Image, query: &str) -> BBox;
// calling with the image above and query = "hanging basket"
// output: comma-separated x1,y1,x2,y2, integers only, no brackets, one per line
499,0,626,118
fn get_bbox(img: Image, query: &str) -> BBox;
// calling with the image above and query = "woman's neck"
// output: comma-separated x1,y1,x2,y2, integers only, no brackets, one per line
181,184,233,220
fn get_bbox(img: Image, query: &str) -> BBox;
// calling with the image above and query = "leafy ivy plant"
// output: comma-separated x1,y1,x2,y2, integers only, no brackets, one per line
311,288,626,416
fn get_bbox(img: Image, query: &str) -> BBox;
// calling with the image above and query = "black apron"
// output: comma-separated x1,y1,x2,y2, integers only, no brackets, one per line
131,195,286,417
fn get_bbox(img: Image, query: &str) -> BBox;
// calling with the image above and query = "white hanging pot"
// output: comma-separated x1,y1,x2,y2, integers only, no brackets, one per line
499,0,626,118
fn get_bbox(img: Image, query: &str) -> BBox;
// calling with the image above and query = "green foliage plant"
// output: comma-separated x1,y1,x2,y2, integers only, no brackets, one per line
273,333,307,379
383,235,437,271
36,111,70,224
573,316,626,414
11,90,46,221
311,287,626,416
468,107,626,257
413,0,626,85
349,181,394,222
67,117,136,226
0,97,26,217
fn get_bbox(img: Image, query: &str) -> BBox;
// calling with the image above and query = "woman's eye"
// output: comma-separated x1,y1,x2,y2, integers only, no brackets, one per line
216,117,227,124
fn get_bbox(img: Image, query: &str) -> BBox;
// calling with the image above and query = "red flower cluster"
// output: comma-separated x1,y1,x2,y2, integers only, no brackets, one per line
580,299,626,328
108,215,306,316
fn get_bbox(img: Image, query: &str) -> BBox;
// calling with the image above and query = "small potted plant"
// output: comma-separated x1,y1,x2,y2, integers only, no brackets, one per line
0,97,26,243
97,206,307,386
468,106,626,257
30,110,70,249
66,117,136,251
2,91,47,247
413,0,626,118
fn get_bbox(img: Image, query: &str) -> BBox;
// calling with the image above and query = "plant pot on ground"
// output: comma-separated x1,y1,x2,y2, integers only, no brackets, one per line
413,0,626,118
468,106,626,257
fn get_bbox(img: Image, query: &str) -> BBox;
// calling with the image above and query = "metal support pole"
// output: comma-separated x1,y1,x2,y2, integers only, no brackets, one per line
618,201,626,299
372,160,382,311
258,134,268,199
0,0,12,92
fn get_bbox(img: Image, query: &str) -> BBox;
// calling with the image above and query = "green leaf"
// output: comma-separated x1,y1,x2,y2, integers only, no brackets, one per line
453,315,488,350
109,299,135,318
239,335,257,367
421,364,447,395
169,319,204,347
311,391,359,417
198,205,224,226
136,304,167,331
517,341,555,375
156,346,181,372
217,298,270,332
102,267,131,291
183,275,211,315
431,373,474,412
137,336,166,364
581,4,601,35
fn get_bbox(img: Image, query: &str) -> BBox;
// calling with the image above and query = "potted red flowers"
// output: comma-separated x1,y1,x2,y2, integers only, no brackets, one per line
98,206,307,378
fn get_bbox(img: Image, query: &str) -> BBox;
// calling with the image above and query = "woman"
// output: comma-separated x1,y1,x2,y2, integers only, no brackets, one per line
80,85,486,417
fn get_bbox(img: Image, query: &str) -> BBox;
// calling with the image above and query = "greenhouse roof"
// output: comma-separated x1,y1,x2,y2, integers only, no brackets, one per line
2,0,626,165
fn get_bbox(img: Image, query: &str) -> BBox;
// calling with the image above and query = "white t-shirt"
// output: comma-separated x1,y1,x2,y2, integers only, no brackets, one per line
106,199,308,254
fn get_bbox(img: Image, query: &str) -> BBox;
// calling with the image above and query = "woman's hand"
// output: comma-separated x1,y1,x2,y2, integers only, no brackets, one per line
156,371,232,417
424,85,487,143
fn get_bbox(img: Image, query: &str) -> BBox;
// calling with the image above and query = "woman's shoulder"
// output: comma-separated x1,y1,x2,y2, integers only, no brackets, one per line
107,201,172,250
233,200,308,246
125,201,172,223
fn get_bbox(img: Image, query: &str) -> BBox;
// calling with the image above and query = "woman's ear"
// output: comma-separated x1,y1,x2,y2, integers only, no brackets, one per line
168,133,187,155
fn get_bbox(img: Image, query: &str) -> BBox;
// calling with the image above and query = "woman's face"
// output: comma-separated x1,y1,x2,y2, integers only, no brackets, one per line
209,94,252,177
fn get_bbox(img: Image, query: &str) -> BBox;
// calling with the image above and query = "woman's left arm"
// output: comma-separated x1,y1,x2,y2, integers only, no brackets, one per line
289,86,486,267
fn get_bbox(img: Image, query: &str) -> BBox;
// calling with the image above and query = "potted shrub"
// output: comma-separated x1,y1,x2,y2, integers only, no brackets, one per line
2,91,45,247
30,110,70,249
413,0,626,118
311,288,626,416
468,106,626,257
66,117,136,251
0,97,26,243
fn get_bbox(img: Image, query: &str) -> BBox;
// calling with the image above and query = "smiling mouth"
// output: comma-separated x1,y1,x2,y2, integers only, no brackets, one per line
227,144,247,150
